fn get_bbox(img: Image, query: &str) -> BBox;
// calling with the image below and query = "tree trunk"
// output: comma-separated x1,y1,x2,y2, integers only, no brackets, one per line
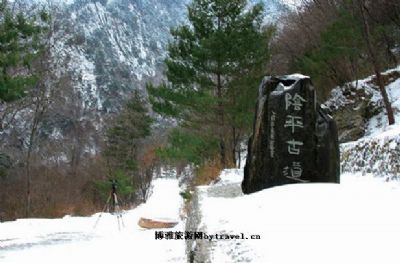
238,145,241,169
216,73,228,167
26,120,38,218
25,84,47,218
25,151,31,218
232,126,237,167
216,16,227,168
357,0,395,125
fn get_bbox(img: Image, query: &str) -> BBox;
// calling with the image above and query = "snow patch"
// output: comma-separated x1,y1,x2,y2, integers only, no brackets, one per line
193,169,400,263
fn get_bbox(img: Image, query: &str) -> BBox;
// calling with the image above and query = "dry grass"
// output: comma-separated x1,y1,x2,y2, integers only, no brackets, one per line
0,158,106,221
194,159,223,186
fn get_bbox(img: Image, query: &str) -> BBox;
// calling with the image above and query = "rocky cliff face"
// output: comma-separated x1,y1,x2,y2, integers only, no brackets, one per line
324,68,400,143
48,0,289,114
325,66,400,180
51,0,190,113
324,79,383,143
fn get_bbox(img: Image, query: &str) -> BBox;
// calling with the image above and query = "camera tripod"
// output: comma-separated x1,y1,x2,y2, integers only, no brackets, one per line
93,180,125,231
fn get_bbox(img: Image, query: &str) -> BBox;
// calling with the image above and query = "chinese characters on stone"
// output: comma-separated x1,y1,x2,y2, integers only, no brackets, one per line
283,92,308,182
285,93,307,111
270,112,276,158
284,115,304,134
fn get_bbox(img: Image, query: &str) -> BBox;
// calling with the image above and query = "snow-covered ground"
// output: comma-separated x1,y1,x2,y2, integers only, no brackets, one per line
197,170,400,263
0,178,186,263
2,171,400,263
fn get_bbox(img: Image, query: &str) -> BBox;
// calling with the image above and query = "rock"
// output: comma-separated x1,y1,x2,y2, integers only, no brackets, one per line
324,83,382,143
242,75,340,194
138,217,178,229
334,105,366,143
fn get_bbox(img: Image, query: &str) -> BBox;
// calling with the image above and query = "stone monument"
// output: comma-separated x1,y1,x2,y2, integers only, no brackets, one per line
242,75,340,194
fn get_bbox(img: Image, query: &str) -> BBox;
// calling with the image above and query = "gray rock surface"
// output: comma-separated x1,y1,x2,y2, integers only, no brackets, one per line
325,83,382,143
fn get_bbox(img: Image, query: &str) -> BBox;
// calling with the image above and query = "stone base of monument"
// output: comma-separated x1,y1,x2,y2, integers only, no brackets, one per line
138,217,178,229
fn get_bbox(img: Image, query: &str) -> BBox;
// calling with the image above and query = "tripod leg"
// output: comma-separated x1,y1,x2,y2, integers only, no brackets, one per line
115,195,126,228
112,193,121,231
93,194,112,229
113,193,126,231
117,215,121,231
118,209,125,229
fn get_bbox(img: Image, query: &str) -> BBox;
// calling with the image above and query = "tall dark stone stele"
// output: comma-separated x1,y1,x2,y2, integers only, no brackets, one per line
242,75,340,194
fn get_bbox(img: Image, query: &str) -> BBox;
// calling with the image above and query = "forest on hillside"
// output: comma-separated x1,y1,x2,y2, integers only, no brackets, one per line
0,0,399,221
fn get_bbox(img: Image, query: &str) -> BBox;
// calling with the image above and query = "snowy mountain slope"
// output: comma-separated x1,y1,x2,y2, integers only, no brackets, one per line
46,0,294,113
0,0,294,165
0,0,191,164
325,66,400,179
0,178,186,263
51,0,190,113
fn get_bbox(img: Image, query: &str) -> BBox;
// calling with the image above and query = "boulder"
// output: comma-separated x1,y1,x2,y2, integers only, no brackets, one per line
242,75,340,194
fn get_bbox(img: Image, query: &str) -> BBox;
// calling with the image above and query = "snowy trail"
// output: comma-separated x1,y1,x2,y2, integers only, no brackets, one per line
0,178,186,263
196,171,400,263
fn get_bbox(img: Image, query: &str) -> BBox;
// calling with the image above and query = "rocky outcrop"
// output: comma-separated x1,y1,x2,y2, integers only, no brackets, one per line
324,66,400,143
325,83,382,143
327,67,400,179
242,75,340,194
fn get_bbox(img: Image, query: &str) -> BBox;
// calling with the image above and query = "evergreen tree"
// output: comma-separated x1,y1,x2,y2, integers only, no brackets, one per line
295,8,366,89
148,0,272,167
103,91,152,202
0,0,49,102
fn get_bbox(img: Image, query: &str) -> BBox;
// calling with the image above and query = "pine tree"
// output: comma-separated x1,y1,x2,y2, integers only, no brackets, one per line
103,91,152,202
148,0,272,167
0,0,49,102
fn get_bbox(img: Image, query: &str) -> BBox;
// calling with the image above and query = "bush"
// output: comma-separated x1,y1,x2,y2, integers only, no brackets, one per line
179,190,193,202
